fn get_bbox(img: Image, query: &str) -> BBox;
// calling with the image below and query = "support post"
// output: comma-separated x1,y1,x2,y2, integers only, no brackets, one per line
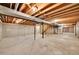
34,23,36,40
57,27,58,34
42,23,44,38
74,23,77,36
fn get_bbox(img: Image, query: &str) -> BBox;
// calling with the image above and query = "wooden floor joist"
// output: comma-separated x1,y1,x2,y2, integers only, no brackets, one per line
48,9,79,19
39,4,77,18
46,4,79,19
34,3,63,16
0,5,52,25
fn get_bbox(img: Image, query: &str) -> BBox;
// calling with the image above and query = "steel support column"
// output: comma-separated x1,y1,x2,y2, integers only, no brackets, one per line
74,23,77,36
42,23,44,38
34,23,36,40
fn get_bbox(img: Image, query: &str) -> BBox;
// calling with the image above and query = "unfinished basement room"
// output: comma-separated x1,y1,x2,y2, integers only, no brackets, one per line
0,3,79,55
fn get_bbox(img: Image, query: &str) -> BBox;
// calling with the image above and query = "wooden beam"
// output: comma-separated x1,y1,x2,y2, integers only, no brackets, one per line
19,4,26,11
10,3,12,8
19,20,26,23
42,25,51,34
47,11,79,20
31,3,51,16
11,3,19,23
46,4,79,19
39,4,76,18
57,12,79,18
34,3,63,16
15,19,23,23
15,3,19,11
0,5,52,25
25,4,37,14
12,18,17,23
50,16,79,24
47,9,79,20
27,4,31,8
0,20,2,23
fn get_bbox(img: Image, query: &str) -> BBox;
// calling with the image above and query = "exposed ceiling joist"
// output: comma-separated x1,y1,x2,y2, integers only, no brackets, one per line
0,20,2,23
19,20,26,23
57,12,79,18
52,16,79,23
59,16,79,20
0,5,52,25
39,4,77,18
46,4,79,19
62,23,75,24
58,20,78,23
15,3,19,10
10,3,12,8
47,9,79,20
31,3,51,15
12,18,16,23
26,4,31,8
34,3,63,16
19,4,26,11
26,4,33,13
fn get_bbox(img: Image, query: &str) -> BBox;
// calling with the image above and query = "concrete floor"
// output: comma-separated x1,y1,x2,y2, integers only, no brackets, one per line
0,33,79,55
0,23,79,55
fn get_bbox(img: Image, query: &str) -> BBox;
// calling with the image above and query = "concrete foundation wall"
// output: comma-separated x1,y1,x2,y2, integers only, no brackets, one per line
1,23,34,38
0,23,36,48
76,22,79,37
